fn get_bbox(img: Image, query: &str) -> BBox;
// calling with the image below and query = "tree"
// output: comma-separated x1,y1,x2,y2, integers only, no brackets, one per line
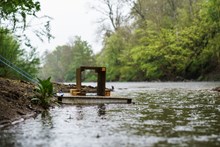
0,0,51,81
39,36,96,82
0,28,40,80
92,0,130,33
95,0,220,81
97,32,124,81
0,0,53,48
0,0,40,30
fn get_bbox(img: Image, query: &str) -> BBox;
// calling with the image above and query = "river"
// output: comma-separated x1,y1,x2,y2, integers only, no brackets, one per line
0,82,220,147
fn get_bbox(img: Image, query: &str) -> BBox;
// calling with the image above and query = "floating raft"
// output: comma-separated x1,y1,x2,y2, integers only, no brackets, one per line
55,66,132,105
56,93,132,105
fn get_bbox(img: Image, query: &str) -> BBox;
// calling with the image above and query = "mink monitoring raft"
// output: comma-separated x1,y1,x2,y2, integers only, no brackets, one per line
55,66,132,104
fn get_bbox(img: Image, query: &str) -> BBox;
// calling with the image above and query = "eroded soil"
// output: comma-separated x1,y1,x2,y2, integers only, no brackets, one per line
0,77,97,127
0,77,44,127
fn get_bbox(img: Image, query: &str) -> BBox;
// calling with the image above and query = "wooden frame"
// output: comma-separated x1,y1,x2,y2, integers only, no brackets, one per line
76,66,106,96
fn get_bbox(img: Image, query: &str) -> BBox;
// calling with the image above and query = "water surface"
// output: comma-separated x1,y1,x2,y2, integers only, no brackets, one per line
1,82,220,147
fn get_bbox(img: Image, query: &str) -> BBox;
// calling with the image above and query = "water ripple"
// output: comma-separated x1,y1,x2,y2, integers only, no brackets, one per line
1,82,220,147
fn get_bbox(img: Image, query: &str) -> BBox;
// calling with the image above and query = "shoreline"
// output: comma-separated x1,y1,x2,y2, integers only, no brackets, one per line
0,112,39,128
0,77,44,128
0,77,219,129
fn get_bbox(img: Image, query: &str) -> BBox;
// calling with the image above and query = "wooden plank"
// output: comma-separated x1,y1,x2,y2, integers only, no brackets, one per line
61,97,131,104
56,93,132,104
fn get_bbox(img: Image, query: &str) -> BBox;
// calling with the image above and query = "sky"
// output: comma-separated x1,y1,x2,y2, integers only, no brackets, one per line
33,0,102,55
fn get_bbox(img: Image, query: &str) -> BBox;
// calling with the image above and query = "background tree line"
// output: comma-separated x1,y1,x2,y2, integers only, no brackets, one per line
39,36,96,82
40,0,220,82
2,0,218,82
95,0,220,81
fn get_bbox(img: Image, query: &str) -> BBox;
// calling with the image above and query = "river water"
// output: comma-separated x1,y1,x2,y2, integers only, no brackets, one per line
0,82,220,147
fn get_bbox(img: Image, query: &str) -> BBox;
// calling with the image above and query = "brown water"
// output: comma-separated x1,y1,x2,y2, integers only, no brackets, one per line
0,82,220,147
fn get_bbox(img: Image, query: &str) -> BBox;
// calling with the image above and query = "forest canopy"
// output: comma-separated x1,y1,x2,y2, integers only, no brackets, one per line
95,0,220,81
39,36,96,82
40,0,220,82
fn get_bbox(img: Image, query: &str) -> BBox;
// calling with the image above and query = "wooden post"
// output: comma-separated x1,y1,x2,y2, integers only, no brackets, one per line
97,67,106,96
76,68,81,90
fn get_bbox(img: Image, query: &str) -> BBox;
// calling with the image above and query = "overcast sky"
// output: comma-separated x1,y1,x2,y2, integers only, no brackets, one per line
34,0,102,55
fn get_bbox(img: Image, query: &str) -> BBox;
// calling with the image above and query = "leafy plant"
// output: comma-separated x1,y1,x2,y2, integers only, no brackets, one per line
32,77,53,109
0,28,40,80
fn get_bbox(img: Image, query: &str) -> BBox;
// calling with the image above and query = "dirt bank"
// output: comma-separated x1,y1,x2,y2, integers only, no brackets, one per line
0,77,97,128
0,77,44,128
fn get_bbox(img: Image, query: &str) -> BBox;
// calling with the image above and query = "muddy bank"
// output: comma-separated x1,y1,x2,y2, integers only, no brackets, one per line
0,77,44,128
0,77,98,128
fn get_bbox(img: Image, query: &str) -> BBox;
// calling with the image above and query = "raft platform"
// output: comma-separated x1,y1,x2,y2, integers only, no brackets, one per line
56,93,132,105
55,66,132,104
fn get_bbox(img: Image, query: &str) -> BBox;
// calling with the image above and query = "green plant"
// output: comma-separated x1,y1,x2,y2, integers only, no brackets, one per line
32,77,53,109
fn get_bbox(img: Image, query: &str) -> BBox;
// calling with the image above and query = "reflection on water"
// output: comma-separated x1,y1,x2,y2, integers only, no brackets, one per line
0,82,220,147
98,104,106,116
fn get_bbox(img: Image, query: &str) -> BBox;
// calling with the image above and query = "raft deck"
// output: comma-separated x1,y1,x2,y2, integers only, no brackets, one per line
56,93,132,104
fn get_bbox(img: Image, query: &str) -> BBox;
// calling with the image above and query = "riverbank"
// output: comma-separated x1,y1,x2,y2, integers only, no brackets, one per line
0,77,219,128
0,77,44,128
0,77,98,128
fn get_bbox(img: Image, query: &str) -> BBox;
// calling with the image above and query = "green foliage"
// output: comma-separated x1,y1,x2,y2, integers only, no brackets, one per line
0,0,41,30
206,0,220,23
0,0,53,48
32,77,53,109
39,36,96,82
0,28,40,80
97,33,123,80
95,0,220,81
38,0,220,81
